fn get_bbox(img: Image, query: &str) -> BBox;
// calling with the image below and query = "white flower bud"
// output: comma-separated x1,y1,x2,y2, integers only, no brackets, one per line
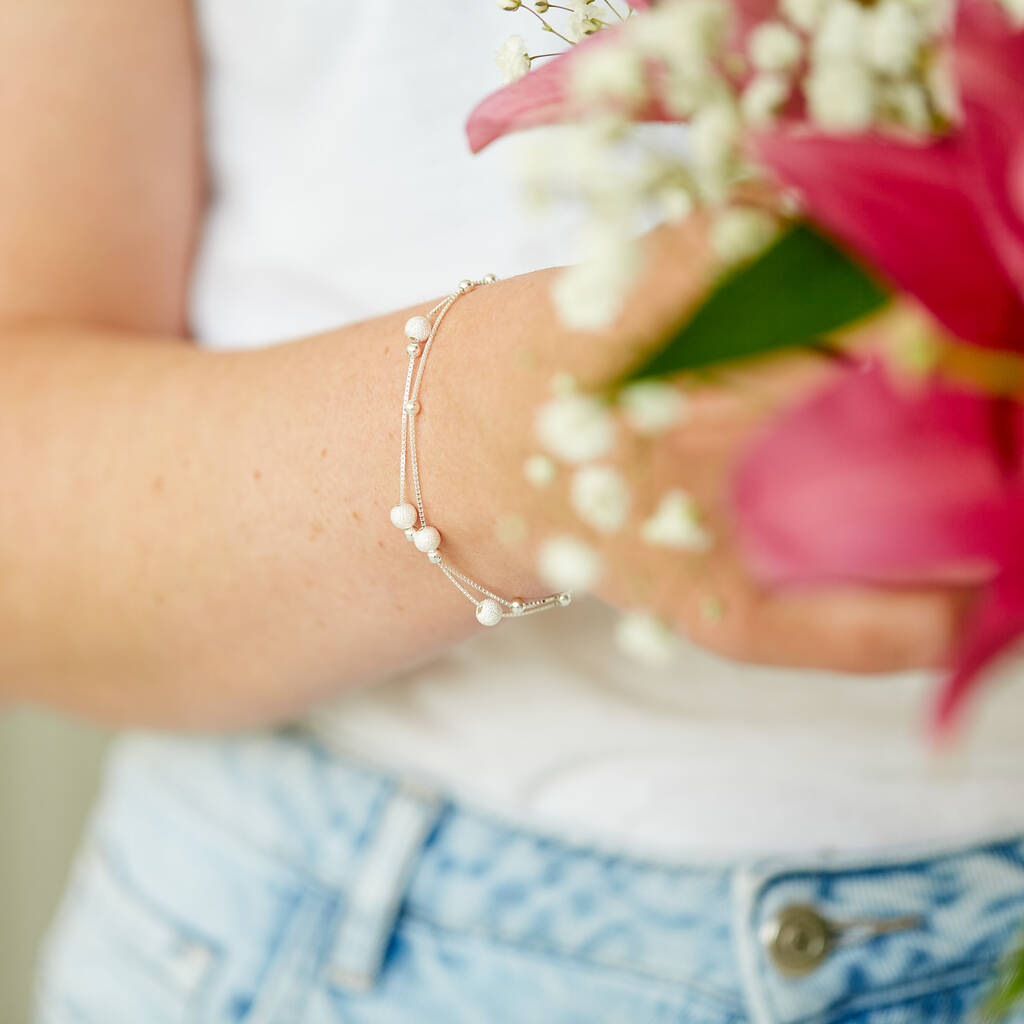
495,35,530,85
865,0,922,76
535,393,617,463
781,0,827,30
615,611,679,665
571,44,648,110
618,381,688,435
711,206,778,265
806,62,876,132
570,465,631,534
523,454,557,488
741,72,790,127
749,21,803,72
498,0,522,10
812,0,868,62
538,535,603,592
641,490,713,552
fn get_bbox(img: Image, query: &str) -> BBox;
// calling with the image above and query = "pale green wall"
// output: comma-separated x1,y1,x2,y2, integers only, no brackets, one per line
0,709,110,1024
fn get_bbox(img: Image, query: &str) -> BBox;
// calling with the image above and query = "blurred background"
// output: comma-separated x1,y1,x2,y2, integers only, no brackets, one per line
0,708,110,1024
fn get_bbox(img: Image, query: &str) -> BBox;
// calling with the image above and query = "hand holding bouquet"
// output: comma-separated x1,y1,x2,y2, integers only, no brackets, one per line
469,0,1024,740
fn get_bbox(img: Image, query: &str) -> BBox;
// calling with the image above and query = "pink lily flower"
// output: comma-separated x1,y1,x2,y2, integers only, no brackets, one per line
733,363,1024,731
736,0,1024,729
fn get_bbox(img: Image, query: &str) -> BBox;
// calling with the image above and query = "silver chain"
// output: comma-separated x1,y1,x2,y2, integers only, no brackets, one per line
389,276,572,627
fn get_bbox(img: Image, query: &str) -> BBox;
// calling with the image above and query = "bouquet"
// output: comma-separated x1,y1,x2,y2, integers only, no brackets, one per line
469,0,1024,1011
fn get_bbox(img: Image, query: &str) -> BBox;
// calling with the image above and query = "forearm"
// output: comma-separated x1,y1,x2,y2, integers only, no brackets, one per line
0,231,710,728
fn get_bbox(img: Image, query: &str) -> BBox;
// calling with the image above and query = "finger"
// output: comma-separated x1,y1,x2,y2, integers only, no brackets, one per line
688,585,971,674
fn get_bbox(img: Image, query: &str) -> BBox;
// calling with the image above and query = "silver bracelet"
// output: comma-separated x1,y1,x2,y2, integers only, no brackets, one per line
388,275,572,626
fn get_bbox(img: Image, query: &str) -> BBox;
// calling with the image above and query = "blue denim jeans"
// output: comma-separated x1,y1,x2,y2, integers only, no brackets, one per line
33,730,1024,1023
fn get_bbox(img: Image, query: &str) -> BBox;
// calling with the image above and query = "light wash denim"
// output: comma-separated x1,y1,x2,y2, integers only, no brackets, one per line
33,729,1024,1024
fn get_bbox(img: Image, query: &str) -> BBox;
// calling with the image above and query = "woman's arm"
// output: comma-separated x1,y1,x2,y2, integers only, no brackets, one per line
0,0,960,729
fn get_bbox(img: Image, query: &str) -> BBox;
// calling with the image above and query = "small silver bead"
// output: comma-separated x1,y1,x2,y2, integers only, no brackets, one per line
404,400,420,415
482,273,498,285
404,315,432,342
510,599,525,615
427,550,443,564
458,279,474,293
557,592,572,607
406,342,421,358
403,528,416,541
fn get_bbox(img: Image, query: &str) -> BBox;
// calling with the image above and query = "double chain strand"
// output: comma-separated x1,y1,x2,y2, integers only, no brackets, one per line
388,276,572,626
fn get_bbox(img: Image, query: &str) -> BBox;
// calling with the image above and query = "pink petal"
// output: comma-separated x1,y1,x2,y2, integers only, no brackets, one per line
754,131,1024,350
734,363,1024,587
954,0,1024,298
933,565,1024,734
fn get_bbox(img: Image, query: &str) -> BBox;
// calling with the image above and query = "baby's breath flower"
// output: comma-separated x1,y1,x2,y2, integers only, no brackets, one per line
805,62,876,132
571,465,631,533
691,101,741,198
538,535,603,591
615,611,679,665
552,229,641,330
535,393,618,463
498,0,522,10
711,206,778,265
524,453,557,488
811,0,868,62
618,381,688,435
882,80,931,132
641,490,713,552
568,0,602,42
571,43,648,111
741,72,791,127
781,0,827,31
749,21,804,72
864,0,923,76
496,35,531,85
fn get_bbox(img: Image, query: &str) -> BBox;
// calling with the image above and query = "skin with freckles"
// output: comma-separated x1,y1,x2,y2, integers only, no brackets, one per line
0,0,964,730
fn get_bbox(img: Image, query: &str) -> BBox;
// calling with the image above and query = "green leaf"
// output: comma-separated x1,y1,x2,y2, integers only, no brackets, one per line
981,935,1024,1022
624,221,890,382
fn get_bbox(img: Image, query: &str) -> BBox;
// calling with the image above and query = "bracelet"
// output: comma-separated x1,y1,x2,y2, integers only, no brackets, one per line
388,275,573,627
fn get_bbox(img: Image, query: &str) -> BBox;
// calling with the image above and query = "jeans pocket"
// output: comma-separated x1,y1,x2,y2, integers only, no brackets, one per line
33,839,222,1024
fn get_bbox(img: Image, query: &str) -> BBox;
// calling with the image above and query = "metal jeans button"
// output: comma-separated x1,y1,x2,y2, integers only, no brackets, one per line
762,904,834,976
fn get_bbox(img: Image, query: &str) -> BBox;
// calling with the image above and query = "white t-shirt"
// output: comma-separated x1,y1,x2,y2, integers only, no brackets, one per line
190,0,1024,856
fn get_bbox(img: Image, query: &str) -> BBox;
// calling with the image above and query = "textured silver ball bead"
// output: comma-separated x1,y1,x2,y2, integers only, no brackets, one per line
482,273,498,284
427,550,443,564
413,526,441,553
404,400,420,415
557,592,572,607
458,279,474,293
406,342,421,358
403,528,416,542
404,316,431,342
390,502,418,530
475,599,504,627
510,599,525,616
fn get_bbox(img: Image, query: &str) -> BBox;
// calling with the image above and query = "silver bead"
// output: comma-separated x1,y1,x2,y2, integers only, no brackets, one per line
557,592,572,607
427,550,443,564
458,279,474,293
482,273,498,285
403,528,416,542
406,342,421,358
475,599,504,627
389,502,417,530
413,526,442,553
510,599,525,615
404,316,432,342
404,400,420,415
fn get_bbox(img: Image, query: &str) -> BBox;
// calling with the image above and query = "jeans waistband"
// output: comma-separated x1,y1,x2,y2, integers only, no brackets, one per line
94,730,1024,1024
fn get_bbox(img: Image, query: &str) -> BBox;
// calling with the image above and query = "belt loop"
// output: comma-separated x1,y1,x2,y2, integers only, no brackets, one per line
326,776,443,992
